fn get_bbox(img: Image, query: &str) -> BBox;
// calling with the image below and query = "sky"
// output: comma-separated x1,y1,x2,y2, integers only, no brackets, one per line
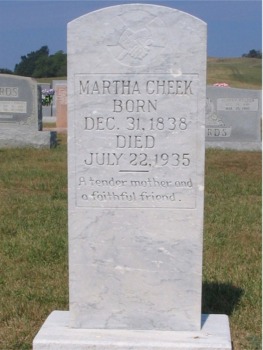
0,0,261,70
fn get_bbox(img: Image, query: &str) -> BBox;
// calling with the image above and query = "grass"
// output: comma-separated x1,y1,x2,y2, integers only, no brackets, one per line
203,150,262,350
37,57,262,90
0,134,261,349
42,122,56,129
207,57,262,89
37,77,66,84
0,134,68,350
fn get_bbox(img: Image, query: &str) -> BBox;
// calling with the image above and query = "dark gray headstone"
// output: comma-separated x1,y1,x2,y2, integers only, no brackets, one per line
0,74,56,148
206,86,262,151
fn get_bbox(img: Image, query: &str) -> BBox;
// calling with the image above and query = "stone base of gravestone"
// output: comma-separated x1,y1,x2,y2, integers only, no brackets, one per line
33,311,232,350
0,128,57,148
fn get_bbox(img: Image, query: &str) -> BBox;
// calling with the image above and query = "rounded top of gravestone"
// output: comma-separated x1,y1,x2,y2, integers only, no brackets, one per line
0,74,37,83
68,4,207,72
68,3,206,26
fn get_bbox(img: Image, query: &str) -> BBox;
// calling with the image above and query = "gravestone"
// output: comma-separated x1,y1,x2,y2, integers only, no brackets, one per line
56,84,67,129
206,86,262,150
33,4,231,349
0,74,56,148
52,79,67,117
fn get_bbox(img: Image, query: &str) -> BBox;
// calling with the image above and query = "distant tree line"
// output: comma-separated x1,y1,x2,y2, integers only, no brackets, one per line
242,49,262,59
0,45,67,78
0,47,261,77
0,68,13,74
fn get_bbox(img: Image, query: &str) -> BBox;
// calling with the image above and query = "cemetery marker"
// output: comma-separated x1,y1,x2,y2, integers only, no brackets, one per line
0,74,56,148
33,4,232,349
206,86,261,151
56,84,68,130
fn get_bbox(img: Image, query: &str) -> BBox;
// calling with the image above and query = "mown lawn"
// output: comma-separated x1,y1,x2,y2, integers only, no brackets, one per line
0,136,261,350
203,149,261,350
207,57,262,89
38,57,262,90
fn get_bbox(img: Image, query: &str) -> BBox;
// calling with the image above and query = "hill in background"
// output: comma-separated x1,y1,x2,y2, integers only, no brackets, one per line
37,57,262,90
207,57,262,89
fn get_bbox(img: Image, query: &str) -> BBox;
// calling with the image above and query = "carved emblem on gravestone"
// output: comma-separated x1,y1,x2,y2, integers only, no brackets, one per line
206,98,223,126
107,10,166,66
205,98,232,137
118,28,153,60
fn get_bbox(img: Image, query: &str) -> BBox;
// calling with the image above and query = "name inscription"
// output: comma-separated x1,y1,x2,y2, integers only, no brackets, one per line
217,98,259,112
0,87,19,98
0,101,27,114
74,74,198,208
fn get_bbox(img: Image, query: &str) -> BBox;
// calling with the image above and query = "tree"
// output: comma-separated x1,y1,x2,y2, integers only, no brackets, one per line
242,49,262,59
48,51,67,77
14,46,67,78
32,55,50,78
14,45,49,76
0,68,13,74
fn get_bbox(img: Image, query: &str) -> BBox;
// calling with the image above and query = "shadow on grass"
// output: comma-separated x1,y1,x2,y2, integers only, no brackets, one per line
202,282,243,315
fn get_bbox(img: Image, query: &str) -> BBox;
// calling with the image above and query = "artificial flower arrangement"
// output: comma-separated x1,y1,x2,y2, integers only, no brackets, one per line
42,88,55,106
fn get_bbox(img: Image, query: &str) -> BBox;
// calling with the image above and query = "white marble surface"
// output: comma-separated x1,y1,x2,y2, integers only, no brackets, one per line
67,4,207,331
33,311,232,350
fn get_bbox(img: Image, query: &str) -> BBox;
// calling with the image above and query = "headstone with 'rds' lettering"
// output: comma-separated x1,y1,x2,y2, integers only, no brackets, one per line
206,86,262,151
0,74,56,148
33,4,231,349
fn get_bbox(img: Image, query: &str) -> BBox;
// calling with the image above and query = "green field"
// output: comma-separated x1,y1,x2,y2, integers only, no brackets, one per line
37,57,262,90
207,57,262,89
0,134,261,350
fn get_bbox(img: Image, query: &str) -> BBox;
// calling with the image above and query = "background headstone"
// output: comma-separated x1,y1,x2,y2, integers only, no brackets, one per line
206,86,262,150
0,74,56,148
55,84,67,129
33,4,231,349
51,79,67,117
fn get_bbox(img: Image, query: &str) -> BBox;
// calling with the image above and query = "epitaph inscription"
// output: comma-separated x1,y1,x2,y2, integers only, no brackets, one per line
75,74,198,208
